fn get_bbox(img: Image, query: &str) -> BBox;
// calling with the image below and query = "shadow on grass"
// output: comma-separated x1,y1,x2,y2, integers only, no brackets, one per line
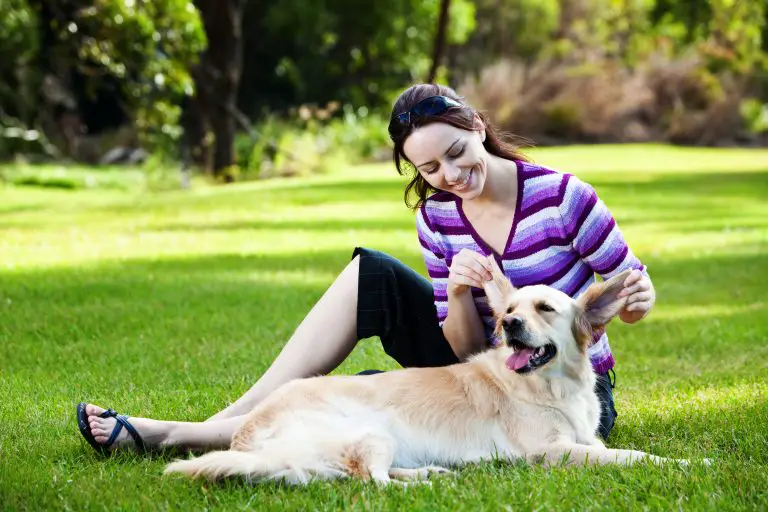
153,217,415,233
588,170,768,198
4,169,767,238
1,246,765,379
2,244,762,309
128,170,768,234
590,171,768,226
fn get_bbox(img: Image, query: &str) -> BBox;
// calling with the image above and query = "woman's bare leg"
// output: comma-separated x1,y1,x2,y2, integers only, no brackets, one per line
85,404,243,451
206,255,361,421
82,256,362,451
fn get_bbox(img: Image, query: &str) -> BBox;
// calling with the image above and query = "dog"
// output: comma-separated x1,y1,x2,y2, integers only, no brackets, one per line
165,259,698,484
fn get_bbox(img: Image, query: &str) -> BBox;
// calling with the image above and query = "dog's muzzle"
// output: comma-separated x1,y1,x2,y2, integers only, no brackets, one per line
502,317,557,373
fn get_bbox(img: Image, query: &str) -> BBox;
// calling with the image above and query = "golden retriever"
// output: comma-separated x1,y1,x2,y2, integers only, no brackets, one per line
165,259,700,484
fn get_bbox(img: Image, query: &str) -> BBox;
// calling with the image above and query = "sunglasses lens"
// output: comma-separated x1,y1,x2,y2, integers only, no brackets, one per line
413,97,447,117
388,96,462,140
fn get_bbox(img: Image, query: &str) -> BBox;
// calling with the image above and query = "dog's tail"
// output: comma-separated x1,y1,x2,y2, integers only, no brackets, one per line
164,445,348,484
164,451,267,481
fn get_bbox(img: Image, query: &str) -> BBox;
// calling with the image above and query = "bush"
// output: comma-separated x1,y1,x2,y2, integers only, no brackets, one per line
459,53,763,146
234,104,390,181
740,99,768,135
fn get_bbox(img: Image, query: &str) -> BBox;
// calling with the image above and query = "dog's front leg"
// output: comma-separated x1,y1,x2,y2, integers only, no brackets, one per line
531,443,691,467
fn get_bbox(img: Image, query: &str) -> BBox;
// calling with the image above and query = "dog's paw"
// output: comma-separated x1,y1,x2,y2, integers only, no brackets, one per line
388,466,454,482
424,465,454,476
673,457,713,468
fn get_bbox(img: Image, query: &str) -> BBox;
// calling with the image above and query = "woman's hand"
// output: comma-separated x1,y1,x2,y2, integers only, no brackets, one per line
618,269,655,324
447,249,493,296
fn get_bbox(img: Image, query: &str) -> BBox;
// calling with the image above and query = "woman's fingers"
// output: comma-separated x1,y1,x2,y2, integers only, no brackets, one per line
625,291,652,305
619,271,648,298
454,251,492,281
450,250,494,288
449,268,485,288
625,300,652,312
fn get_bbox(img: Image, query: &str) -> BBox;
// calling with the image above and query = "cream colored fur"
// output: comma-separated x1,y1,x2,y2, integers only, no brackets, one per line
165,264,699,485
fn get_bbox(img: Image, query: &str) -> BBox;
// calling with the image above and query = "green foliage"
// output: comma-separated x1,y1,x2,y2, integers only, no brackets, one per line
740,99,768,134
240,0,476,113
704,0,767,74
542,101,583,138
0,0,40,124
446,0,477,45
459,0,559,67
0,0,39,72
235,105,389,181
64,0,206,153
651,0,767,74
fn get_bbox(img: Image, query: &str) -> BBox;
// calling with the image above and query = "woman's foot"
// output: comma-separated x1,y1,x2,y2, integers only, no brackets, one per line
85,404,169,452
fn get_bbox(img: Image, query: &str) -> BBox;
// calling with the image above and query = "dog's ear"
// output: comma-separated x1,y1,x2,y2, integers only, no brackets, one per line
576,269,632,328
483,256,516,315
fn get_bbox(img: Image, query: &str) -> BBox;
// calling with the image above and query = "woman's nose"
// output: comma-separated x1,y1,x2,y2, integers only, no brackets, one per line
443,163,462,183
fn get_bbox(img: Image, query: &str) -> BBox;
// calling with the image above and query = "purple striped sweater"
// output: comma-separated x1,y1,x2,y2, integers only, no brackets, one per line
416,161,647,374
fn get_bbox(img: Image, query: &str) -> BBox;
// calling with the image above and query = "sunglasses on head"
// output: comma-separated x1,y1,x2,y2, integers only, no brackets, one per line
388,95,463,141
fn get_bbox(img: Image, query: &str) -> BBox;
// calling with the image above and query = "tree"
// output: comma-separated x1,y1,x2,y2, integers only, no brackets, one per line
190,0,244,180
3,0,205,160
427,0,451,83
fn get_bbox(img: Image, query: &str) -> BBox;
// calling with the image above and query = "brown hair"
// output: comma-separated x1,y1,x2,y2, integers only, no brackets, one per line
390,83,530,209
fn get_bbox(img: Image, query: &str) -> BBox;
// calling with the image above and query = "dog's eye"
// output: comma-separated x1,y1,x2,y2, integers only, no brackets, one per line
537,303,555,313
506,307,513,314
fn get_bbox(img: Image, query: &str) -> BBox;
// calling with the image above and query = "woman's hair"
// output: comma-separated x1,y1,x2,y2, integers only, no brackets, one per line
389,83,530,209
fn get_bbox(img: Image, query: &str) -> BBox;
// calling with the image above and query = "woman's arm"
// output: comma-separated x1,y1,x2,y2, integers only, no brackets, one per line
442,251,493,360
417,210,490,359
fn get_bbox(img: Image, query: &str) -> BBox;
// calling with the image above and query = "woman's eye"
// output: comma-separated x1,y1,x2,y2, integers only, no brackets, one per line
538,303,555,313
449,147,465,159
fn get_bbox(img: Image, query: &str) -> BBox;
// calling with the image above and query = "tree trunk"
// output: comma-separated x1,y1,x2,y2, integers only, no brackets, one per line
181,72,212,173
193,0,244,182
426,0,451,83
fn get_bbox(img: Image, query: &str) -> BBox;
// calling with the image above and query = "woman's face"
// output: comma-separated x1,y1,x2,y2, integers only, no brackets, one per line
402,121,487,200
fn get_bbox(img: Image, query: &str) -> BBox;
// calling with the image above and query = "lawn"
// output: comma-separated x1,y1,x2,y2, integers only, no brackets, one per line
1,144,767,510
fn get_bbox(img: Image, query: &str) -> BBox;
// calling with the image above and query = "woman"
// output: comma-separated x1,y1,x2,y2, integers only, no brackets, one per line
78,84,654,454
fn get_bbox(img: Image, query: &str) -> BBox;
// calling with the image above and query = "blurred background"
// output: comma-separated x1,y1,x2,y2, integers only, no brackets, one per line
0,0,766,188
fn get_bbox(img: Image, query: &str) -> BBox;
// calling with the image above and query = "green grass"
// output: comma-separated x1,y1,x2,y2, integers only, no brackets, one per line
1,143,767,510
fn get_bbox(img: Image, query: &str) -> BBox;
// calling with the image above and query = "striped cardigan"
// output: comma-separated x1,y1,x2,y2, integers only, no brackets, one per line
416,160,647,374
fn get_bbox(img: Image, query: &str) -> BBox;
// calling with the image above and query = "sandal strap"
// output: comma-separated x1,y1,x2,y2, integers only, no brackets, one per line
114,414,147,452
104,417,124,447
99,408,147,452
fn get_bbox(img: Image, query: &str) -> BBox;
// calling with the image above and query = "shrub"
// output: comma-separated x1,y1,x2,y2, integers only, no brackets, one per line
234,104,390,181
459,53,762,146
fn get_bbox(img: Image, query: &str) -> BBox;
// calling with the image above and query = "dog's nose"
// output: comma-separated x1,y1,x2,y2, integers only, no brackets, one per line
503,316,524,330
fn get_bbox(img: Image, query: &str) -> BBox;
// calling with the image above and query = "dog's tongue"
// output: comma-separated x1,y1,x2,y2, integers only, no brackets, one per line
506,348,535,371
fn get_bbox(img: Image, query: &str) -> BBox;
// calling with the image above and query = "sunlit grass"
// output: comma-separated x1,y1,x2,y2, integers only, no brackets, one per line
1,144,767,510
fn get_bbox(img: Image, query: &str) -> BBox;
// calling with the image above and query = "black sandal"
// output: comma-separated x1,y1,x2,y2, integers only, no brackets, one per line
77,402,146,455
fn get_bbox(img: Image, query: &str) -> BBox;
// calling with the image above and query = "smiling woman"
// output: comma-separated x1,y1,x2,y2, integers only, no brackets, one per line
77,83,655,460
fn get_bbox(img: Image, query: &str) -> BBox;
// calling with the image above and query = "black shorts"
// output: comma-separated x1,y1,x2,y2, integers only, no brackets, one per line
353,247,618,438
